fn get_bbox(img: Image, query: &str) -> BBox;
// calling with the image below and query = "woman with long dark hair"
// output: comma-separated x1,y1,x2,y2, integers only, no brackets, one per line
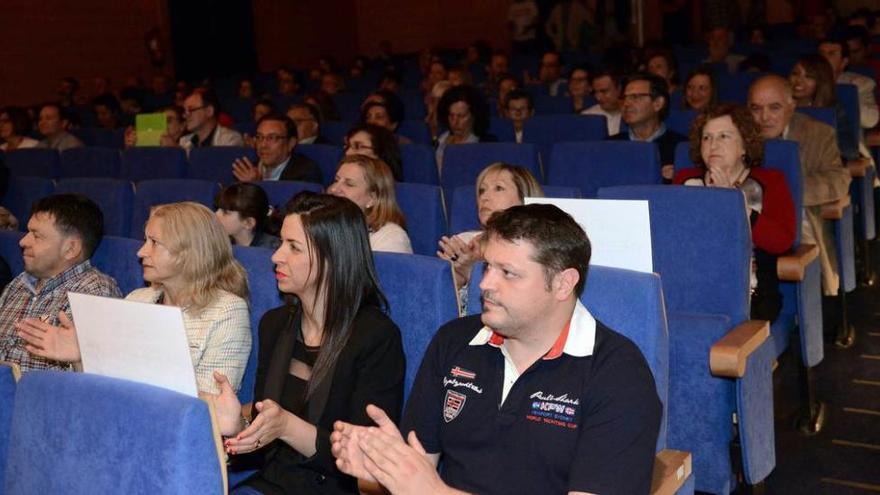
212,193,405,494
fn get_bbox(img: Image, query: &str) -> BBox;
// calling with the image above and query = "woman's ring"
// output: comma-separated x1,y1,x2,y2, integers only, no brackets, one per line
450,254,459,262
255,439,261,448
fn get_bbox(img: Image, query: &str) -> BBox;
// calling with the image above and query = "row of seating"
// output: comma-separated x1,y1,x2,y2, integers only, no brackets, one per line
0,257,695,493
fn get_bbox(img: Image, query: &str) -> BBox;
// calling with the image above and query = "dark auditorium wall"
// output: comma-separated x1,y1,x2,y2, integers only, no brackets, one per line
0,0,173,107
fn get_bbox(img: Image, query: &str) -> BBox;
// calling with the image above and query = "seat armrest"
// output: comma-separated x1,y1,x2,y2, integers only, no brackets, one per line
0,360,21,381
847,158,869,178
820,195,851,220
651,449,692,495
202,398,230,495
777,244,819,282
710,320,770,378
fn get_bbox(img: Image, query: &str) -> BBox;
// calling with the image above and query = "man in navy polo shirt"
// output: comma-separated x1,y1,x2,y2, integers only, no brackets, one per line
331,204,661,494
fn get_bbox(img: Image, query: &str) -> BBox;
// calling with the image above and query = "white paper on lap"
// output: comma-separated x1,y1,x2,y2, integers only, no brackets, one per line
524,197,653,273
69,292,198,397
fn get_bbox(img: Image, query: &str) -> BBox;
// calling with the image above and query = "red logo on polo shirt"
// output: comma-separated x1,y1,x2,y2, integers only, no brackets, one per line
450,366,476,379
444,390,467,423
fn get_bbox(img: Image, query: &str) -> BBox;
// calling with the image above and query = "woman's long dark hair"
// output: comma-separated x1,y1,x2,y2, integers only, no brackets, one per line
284,192,387,398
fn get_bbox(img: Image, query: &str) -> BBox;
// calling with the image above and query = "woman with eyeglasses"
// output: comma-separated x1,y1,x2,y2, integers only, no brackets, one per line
327,154,412,254
342,123,403,181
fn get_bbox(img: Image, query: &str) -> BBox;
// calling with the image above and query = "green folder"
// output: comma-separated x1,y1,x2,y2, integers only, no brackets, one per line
135,113,167,147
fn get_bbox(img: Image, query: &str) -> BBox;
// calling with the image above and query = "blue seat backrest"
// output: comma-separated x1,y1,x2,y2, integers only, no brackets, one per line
533,94,573,115
0,231,24,276
397,120,432,145
717,72,760,103
672,141,694,175
763,140,803,241
188,146,257,185
0,364,18,492
835,83,861,151
398,90,428,120
130,179,221,238
295,144,343,187
332,92,369,122
55,178,135,237
796,107,836,128
4,372,224,494
395,183,447,256
449,184,580,234
5,149,59,178
223,98,255,123
255,180,322,210
400,143,439,185
121,147,186,181
321,121,352,146
232,122,257,137
441,143,541,199
233,245,284,404
373,253,458,400
598,185,751,320
547,141,662,198
488,117,516,142
665,109,698,137
58,147,122,178
2,176,55,230
522,114,607,162
91,236,144,295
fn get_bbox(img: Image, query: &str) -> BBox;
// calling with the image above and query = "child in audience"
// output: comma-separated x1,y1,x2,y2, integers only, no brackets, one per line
215,183,280,249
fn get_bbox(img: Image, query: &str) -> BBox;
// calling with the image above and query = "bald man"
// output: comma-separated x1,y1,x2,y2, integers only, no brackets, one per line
748,75,851,296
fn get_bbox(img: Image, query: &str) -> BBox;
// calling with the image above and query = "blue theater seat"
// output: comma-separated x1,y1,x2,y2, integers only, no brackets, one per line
91,236,145,295
130,179,221,238
400,143,439,185
255,180,322,210
295,144,343,187
121,147,186,181
522,114,607,162
546,141,661,198
397,120,432,145
441,143,541,200
2,176,55,231
188,146,257,185
0,231,24,276
55,178,134,237
0,363,20,492
4,149,59,178
373,253,458,400
395,183,446,256
321,121,352,146
4,372,226,494
59,147,121,178
488,117,516,143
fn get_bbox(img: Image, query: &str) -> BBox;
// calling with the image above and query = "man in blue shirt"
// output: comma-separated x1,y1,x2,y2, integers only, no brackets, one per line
332,204,661,494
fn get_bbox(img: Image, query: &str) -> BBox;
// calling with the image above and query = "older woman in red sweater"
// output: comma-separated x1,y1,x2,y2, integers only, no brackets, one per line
674,103,796,321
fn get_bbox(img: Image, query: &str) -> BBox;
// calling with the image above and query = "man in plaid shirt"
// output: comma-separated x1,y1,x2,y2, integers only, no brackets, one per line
0,194,121,372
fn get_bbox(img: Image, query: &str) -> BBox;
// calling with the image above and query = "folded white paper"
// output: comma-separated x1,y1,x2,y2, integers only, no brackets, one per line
69,292,198,397
524,197,653,273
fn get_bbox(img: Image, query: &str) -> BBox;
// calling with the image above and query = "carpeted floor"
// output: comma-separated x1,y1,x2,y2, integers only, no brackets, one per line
765,241,880,494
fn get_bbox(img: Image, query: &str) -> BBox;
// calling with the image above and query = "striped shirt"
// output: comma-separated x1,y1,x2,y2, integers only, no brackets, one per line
0,260,121,372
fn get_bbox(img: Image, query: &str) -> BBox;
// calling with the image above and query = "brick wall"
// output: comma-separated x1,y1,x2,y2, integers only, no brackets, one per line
0,0,172,107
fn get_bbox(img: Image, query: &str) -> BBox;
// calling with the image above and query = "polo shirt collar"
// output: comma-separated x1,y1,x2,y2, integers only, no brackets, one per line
468,299,596,360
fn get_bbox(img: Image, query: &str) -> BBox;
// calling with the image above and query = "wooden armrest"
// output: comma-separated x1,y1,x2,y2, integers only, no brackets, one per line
202,398,230,495
777,244,819,282
358,479,387,495
710,320,769,378
651,449,693,495
867,129,880,147
0,360,21,381
820,195,851,220
847,158,869,178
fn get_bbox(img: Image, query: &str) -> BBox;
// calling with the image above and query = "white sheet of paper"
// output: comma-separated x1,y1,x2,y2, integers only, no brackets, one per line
524,197,653,273
69,292,198,397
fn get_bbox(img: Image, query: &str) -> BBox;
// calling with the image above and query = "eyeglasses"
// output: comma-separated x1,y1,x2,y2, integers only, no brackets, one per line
622,93,653,102
254,134,288,143
183,105,207,115
344,142,374,151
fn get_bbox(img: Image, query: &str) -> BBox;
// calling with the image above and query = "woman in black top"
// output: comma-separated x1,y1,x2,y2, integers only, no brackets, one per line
212,193,405,494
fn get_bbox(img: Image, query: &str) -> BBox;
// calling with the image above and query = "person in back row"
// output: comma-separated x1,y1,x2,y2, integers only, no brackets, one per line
36,103,85,151
332,203,661,494
232,113,322,184
0,194,121,372
179,89,243,152
611,72,686,181
327,154,412,254
17,202,252,394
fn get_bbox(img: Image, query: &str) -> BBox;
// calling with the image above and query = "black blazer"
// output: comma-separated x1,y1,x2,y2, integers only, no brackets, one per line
279,153,323,184
248,304,405,494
